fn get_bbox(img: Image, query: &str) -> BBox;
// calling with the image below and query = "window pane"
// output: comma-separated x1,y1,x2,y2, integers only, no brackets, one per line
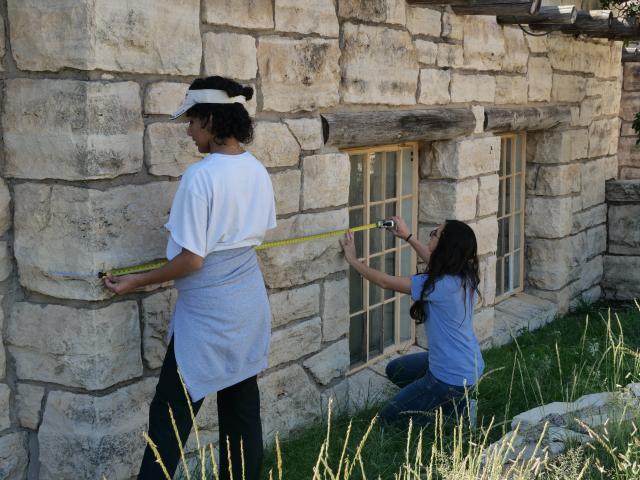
401,246,412,277
400,295,412,341
504,254,512,293
369,204,383,255
402,198,413,233
505,176,512,215
370,153,383,202
505,138,512,175
513,250,521,290
349,154,364,206
500,140,507,176
514,212,522,251
349,266,363,313
516,134,523,173
369,256,382,305
495,257,503,296
497,218,508,257
383,302,395,348
349,208,365,258
385,202,397,250
402,148,413,195
498,178,504,217
384,253,396,300
349,313,365,365
369,306,383,357
515,173,522,212
386,152,397,198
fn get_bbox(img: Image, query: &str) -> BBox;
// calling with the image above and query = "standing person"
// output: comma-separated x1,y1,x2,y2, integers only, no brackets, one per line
104,76,276,480
340,217,484,426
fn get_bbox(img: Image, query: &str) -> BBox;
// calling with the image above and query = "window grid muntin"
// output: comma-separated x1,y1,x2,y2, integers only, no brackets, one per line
496,133,526,302
346,144,418,370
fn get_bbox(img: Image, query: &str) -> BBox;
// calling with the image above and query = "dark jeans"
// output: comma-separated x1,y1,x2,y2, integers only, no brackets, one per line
380,353,470,426
138,339,263,480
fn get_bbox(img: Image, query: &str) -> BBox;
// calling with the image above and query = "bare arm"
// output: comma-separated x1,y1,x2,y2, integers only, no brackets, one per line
389,216,432,263
340,232,411,295
104,248,204,295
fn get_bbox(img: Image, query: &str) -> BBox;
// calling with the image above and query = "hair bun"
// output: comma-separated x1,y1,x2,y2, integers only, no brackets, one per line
241,86,254,101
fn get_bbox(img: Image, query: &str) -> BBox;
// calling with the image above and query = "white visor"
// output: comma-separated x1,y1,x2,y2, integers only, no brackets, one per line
170,89,247,120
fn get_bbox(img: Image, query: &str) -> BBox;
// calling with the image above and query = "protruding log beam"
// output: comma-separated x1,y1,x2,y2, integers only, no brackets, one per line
321,109,476,148
406,0,541,16
484,106,571,133
497,6,577,25
583,17,640,39
623,47,640,62
531,10,612,34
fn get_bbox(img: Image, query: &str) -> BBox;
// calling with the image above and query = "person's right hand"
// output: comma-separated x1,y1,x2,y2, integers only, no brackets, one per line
389,216,410,240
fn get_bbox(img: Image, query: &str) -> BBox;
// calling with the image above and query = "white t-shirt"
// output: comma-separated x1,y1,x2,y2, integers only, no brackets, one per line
165,152,277,260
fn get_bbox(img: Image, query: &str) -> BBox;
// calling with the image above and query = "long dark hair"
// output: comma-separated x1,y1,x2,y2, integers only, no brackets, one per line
409,220,481,324
186,76,254,144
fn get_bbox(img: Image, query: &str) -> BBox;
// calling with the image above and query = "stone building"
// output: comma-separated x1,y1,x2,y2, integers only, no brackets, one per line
0,0,637,478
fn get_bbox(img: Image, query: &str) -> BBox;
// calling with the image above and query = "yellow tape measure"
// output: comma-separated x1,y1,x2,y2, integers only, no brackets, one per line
99,220,395,278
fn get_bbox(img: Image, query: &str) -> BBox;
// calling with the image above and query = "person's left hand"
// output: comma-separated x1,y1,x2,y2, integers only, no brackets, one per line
339,231,358,263
103,273,140,295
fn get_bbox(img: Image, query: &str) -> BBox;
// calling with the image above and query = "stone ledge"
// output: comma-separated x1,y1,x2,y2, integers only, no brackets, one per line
606,179,640,203
493,293,558,347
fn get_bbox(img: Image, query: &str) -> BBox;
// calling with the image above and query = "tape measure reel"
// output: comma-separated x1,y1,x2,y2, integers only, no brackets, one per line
99,219,396,278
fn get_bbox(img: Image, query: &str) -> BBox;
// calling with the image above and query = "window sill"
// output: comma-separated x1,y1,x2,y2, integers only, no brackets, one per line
492,293,558,347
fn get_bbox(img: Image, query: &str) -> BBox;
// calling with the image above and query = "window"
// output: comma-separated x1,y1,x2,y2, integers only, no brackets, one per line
496,133,526,300
346,143,418,369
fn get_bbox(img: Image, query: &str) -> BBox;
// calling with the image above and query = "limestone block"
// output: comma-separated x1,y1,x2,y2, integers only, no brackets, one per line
621,121,636,137
620,91,640,122
527,163,580,196
618,136,640,168
0,299,4,378
415,39,438,65
608,204,640,255
621,167,640,179
8,301,142,389
480,255,496,307
270,317,322,368
14,182,177,300
204,32,257,80
469,217,498,256
502,26,528,74
606,180,640,202
419,179,478,223
406,6,441,36
38,379,156,480
572,204,607,235
0,241,11,282
585,224,607,259
0,384,10,430
0,16,4,68
258,210,349,289
271,170,301,215
603,255,640,300
258,37,340,112
419,69,450,105
463,16,505,71
4,79,143,180
321,378,350,416
580,159,606,209
145,123,201,177
275,0,339,37
590,118,620,158
527,57,552,102
494,294,557,343
478,175,499,216
303,339,349,385
185,395,219,453
524,32,547,53
0,432,29,480
601,81,622,116
322,277,349,342
348,368,395,412
16,383,44,430
570,255,603,292
437,43,464,68
451,73,495,103
204,0,273,28
0,180,10,236
552,74,586,102
525,196,573,238
250,122,301,168
141,288,177,369
259,364,322,442
442,8,464,40
145,82,189,115
342,23,418,105
495,76,527,104
302,153,350,209
527,130,589,164
474,307,495,348
577,97,601,127
431,137,500,179
623,62,640,90
473,105,485,134
284,118,324,151
9,0,201,74
269,283,320,329
338,0,406,25
526,236,583,290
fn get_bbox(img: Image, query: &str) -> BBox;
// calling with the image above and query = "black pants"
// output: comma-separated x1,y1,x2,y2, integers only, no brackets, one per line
138,339,263,480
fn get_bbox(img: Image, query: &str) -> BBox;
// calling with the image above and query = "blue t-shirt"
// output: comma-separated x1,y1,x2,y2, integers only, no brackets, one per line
411,274,484,387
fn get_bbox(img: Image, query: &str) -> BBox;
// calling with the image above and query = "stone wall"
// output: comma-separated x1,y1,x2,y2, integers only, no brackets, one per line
618,49,640,179
0,1,624,478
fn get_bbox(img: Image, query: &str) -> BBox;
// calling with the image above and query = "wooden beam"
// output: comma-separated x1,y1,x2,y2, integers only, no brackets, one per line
581,17,640,39
321,109,476,148
531,10,612,34
484,106,571,133
623,47,640,62
406,0,541,16
497,6,577,25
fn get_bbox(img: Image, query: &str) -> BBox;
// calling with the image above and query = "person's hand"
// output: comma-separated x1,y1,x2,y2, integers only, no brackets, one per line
339,231,358,263
389,216,410,240
103,273,141,295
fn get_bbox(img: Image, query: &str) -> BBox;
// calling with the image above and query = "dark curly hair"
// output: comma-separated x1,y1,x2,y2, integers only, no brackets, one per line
409,220,481,324
186,76,254,144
